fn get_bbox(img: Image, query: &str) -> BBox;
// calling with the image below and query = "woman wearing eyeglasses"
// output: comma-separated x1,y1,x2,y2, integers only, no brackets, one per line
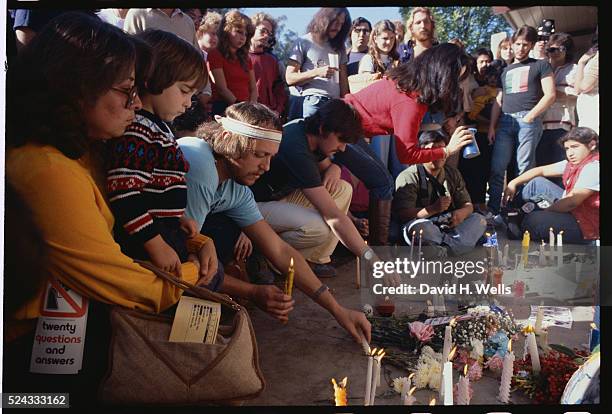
4,13,213,402
537,33,578,173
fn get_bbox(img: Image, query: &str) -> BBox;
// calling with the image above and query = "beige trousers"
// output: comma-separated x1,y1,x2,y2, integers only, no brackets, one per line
257,181,352,264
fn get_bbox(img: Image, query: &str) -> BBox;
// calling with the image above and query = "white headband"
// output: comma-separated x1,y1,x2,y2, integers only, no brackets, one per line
215,115,282,143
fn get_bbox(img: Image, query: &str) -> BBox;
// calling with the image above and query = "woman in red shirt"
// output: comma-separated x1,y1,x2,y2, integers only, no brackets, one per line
208,10,258,115
342,43,475,165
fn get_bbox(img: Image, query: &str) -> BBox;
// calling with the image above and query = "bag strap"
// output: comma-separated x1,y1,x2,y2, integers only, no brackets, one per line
136,260,241,311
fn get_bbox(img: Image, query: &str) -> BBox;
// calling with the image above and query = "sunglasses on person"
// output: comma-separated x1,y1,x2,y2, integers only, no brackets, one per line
546,46,566,54
111,85,139,109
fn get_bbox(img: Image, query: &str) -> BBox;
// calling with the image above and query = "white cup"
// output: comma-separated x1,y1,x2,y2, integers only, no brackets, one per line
328,53,339,83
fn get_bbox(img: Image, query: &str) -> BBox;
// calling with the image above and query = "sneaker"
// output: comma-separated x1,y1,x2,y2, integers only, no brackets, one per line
493,213,506,227
308,262,337,278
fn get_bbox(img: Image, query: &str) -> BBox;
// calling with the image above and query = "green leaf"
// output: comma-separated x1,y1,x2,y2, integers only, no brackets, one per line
549,343,577,358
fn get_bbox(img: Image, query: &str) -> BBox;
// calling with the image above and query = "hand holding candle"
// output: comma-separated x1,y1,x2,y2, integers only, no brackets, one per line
364,347,376,405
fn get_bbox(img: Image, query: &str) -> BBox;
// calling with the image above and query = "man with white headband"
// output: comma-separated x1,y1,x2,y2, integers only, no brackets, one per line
178,102,371,344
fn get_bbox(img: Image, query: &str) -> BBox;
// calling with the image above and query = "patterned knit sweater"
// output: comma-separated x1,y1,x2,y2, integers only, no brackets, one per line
106,110,190,258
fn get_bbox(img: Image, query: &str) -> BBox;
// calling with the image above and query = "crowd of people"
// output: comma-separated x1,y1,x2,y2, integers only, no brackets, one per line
4,6,599,403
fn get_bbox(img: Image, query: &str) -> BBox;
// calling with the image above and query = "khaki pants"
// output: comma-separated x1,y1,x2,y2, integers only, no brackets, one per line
257,181,352,264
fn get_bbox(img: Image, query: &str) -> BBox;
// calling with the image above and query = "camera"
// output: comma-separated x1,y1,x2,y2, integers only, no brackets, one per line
537,19,555,42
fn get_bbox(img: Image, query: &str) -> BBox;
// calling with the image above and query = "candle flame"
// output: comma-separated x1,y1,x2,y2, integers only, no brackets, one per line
559,230,564,235
463,364,468,376
541,239,545,246
429,397,436,406
522,324,535,334
550,227,553,231
340,377,347,387
485,232,491,237
290,257,294,267
508,339,513,352
365,240,368,246
370,347,378,356
448,346,457,361
591,323,597,329
449,317,457,327
419,229,423,235
412,230,416,236
408,372,415,380
409,386,417,396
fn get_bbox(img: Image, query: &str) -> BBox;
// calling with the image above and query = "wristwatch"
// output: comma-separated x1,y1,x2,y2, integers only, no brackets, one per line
361,247,375,261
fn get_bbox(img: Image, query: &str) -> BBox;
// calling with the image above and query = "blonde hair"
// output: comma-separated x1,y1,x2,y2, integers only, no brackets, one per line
405,7,437,43
251,12,277,35
366,20,399,74
495,37,513,60
197,11,222,37
196,102,282,160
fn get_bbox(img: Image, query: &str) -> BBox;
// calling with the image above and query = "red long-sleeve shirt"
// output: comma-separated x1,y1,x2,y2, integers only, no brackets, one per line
343,78,445,164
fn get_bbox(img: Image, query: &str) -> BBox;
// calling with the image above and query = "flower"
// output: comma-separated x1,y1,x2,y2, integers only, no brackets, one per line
467,360,483,381
470,339,484,360
409,321,434,342
484,354,504,372
392,377,409,394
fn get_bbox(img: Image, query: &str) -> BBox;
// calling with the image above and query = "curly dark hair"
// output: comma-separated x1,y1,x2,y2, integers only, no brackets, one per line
304,99,363,144
386,42,472,114
6,12,151,159
306,7,351,53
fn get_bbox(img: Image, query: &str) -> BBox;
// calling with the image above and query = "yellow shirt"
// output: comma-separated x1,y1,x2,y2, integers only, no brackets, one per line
6,144,202,337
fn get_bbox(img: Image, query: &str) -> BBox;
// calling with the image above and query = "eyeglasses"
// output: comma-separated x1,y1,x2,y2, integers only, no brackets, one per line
546,46,565,54
112,85,139,109
353,28,371,35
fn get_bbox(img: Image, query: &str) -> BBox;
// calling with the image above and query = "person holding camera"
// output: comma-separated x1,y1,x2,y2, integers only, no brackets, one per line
393,130,487,256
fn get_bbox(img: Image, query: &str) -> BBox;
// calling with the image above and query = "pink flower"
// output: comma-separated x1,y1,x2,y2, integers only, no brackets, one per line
485,355,504,372
409,321,434,342
467,360,483,381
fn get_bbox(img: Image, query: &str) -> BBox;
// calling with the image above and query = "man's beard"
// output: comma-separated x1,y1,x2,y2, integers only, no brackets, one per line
413,30,431,42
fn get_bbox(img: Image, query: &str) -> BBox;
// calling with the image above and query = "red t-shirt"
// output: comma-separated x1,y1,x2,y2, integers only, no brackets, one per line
249,52,288,116
207,48,252,102
343,78,445,164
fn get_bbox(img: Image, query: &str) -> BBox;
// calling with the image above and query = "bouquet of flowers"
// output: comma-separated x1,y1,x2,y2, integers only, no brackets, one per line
513,345,589,404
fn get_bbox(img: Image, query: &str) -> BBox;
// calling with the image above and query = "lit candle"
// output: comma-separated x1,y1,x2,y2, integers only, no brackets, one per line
539,240,546,267
526,329,541,374
284,257,295,296
440,319,455,399
370,349,385,405
556,230,564,267
364,347,376,405
410,230,416,261
331,377,348,406
498,339,515,403
442,346,456,405
404,386,417,405
521,231,530,267
549,227,555,248
457,364,470,405
589,322,600,352
534,306,544,333
417,228,424,259
429,397,436,406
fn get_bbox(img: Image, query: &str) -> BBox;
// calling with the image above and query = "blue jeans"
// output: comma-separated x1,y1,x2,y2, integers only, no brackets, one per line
519,177,585,244
302,94,330,118
287,94,305,121
370,135,408,181
488,112,543,213
402,213,487,256
333,137,394,200
536,128,567,187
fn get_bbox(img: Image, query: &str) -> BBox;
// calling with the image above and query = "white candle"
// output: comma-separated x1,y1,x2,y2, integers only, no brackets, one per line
502,243,509,267
440,343,456,400
549,227,555,248
457,364,470,405
417,229,423,259
538,241,546,267
498,340,515,403
534,306,544,333
442,321,454,363
426,299,434,317
442,361,454,405
526,332,541,374
400,375,413,405
356,255,361,289
498,249,503,267
364,347,375,405
556,230,563,247
409,230,416,261
369,349,385,405
556,231,564,268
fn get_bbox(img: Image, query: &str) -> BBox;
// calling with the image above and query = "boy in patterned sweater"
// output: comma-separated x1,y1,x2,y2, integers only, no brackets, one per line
106,30,214,281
